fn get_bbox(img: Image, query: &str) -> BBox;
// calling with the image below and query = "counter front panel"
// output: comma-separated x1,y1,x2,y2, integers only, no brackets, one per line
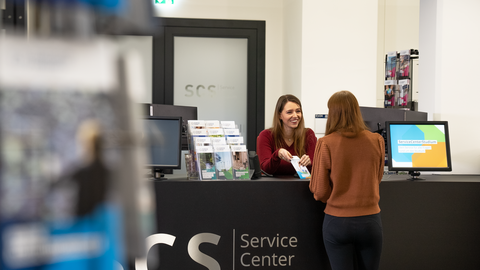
152,180,329,270
151,175,480,270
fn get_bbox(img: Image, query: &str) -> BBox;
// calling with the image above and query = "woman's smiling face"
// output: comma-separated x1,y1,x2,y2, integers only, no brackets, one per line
280,101,302,130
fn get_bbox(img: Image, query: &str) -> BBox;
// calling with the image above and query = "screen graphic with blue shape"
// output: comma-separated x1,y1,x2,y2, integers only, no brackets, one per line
390,124,448,168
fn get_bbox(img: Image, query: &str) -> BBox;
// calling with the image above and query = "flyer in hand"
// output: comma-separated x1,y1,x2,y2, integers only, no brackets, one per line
290,156,311,179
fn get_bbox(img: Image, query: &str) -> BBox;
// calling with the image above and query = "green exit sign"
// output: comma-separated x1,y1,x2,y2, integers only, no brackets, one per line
155,0,174,4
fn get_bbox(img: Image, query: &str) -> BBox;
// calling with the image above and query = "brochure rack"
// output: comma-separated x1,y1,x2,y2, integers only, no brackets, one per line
384,49,419,111
186,120,250,180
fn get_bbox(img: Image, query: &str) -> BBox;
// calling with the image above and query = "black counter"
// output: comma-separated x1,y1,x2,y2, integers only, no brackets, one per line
150,175,480,270
379,174,480,270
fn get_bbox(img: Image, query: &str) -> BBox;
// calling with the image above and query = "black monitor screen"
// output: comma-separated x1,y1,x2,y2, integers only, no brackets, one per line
141,103,198,150
386,121,452,173
142,116,182,170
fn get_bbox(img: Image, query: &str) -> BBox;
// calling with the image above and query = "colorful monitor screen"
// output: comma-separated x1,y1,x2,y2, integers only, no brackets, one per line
386,121,452,173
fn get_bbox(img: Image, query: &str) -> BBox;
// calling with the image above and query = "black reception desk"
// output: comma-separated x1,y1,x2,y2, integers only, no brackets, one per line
150,175,480,270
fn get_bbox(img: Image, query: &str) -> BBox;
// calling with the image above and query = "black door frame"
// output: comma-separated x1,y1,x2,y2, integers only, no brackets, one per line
152,17,265,151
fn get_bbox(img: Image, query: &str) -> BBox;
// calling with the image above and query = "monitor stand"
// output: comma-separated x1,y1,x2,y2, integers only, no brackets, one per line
152,168,169,180
407,171,425,181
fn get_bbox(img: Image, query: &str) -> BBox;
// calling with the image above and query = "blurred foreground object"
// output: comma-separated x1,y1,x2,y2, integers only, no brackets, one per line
0,35,154,270
4,0,153,37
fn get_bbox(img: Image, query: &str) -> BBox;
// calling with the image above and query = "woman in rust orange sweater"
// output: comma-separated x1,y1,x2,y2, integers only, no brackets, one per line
310,91,385,270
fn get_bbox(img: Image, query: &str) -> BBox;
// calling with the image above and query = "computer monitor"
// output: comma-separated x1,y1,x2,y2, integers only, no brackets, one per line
386,121,452,180
140,103,198,150
142,116,182,179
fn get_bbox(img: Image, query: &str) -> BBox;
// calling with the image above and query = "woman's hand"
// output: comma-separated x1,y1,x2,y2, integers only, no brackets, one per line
278,148,292,162
299,154,311,167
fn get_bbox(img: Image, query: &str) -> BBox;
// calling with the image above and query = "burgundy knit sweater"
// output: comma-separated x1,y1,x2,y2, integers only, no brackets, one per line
310,130,385,217
257,128,317,176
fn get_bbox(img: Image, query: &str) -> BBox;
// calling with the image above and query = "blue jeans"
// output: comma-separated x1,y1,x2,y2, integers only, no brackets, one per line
323,213,383,270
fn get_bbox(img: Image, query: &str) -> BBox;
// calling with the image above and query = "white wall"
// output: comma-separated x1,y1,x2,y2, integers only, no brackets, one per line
283,0,303,125
384,0,420,51
420,0,480,174
300,0,379,131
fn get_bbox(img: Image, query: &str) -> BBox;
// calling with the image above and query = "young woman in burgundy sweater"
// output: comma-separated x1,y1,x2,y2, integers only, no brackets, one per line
256,94,317,176
310,91,385,270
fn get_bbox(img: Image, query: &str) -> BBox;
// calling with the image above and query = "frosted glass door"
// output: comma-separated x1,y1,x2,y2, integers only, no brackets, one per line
173,37,248,136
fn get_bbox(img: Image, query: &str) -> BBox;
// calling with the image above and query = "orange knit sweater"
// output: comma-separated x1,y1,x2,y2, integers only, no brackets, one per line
309,130,385,217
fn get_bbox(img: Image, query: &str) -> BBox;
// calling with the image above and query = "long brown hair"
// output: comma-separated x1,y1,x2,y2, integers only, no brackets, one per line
270,94,307,156
325,91,368,136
